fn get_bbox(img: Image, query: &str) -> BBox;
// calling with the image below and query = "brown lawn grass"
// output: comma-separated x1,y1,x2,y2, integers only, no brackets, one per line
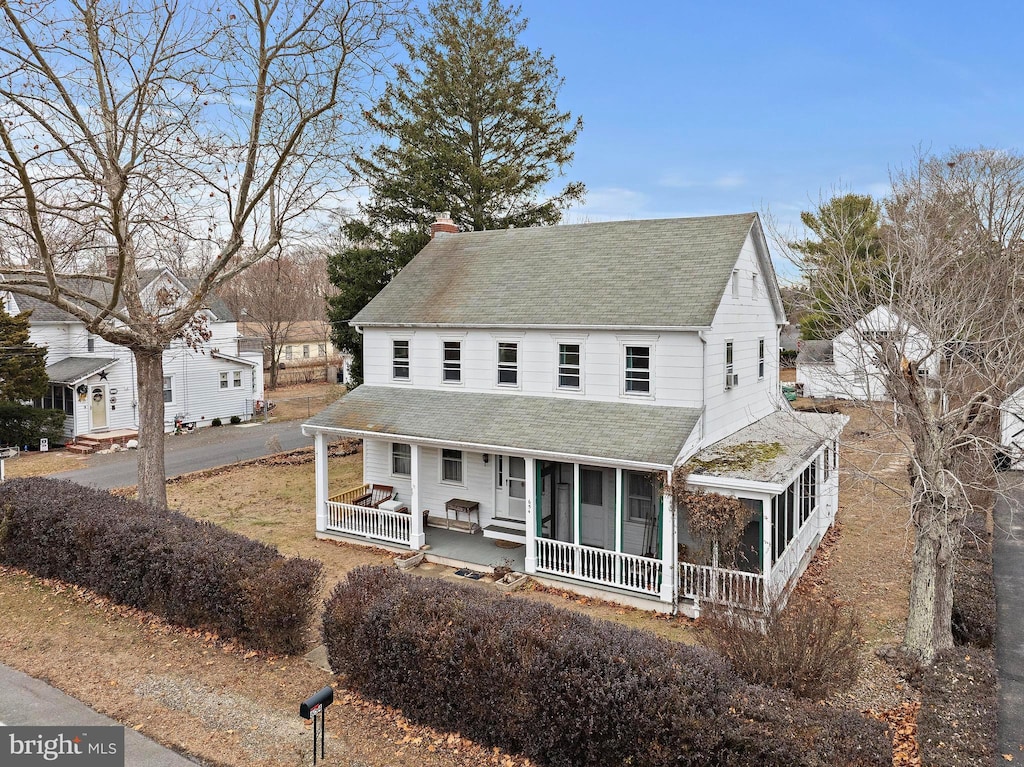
3,449,87,478
262,381,346,423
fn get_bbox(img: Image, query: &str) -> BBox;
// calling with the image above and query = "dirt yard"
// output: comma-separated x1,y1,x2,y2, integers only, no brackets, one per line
0,399,921,766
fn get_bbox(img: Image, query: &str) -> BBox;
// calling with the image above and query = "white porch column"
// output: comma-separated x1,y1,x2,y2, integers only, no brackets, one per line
659,470,676,604
572,462,581,545
763,492,774,601
524,456,537,574
409,444,424,550
314,431,328,533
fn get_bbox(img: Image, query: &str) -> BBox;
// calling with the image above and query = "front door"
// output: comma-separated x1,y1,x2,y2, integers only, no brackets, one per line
495,455,527,521
90,385,107,430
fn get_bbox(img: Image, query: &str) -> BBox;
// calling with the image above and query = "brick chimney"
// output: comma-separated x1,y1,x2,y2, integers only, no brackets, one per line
430,211,458,238
104,250,119,277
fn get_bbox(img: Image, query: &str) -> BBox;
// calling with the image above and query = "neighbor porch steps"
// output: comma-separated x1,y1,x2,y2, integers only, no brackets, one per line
482,522,526,544
67,429,138,454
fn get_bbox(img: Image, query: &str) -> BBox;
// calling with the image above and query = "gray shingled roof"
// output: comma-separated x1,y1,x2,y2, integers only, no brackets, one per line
796,340,834,365
46,356,118,384
686,409,847,485
3,270,234,322
305,385,701,467
353,214,758,328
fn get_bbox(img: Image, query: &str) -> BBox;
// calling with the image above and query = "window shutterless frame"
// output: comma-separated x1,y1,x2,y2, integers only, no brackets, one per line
497,341,518,386
624,345,651,394
392,339,410,380
442,341,462,383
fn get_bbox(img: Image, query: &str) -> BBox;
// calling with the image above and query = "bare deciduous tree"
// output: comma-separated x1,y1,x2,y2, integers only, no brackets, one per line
777,147,1024,661
0,0,405,508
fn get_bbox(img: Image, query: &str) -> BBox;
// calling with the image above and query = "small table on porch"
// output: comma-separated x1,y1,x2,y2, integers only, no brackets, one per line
444,498,480,532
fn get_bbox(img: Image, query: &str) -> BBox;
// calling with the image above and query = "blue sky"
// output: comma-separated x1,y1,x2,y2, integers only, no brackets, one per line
512,0,1024,270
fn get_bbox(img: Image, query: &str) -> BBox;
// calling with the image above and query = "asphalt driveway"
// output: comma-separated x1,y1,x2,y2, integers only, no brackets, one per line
994,472,1024,752
51,420,310,490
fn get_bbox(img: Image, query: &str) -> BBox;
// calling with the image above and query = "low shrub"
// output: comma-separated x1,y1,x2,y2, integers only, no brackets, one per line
700,595,862,700
323,566,890,767
229,415,242,425
0,403,65,447
0,477,321,654
211,417,222,427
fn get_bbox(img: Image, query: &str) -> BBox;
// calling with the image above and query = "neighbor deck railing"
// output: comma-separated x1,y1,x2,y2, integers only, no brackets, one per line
678,562,765,611
534,538,662,595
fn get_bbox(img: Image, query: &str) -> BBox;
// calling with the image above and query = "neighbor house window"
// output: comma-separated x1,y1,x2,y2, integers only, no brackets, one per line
233,371,242,388
285,346,293,360
624,346,650,394
497,342,518,385
558,343,581,389
163,376,173,403
318,343,326,357
219,372,229,389
392,340,410,380
758,338,765,380
392,443,411,476
442,341,461,383
87,337,95,353
303,344,310,358
725,340,735,388
441,448,463,483
732,270,740,299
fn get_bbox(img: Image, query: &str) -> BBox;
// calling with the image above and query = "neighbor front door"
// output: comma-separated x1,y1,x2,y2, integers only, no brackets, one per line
90,386,107,430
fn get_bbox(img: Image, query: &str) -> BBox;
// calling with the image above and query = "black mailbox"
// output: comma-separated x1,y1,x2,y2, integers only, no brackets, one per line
300,686,334,719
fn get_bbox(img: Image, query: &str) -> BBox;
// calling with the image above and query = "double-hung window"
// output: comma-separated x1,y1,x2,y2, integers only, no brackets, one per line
162,376,173,403
558,343,581,389
392,340,410,380
219,372,229,389
392,443,411,476
233,371,242,388
624,346,650,394
441,448,463,483
442,341,461,383
497,342,518,386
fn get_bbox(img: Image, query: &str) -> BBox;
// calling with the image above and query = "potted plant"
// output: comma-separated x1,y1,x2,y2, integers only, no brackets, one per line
394,550,424,571
492,559,527,592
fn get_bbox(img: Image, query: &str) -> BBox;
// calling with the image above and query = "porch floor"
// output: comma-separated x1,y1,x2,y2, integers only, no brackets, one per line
424,527,526,573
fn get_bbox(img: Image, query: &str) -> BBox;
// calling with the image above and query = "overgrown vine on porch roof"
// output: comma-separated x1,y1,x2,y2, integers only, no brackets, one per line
672,468,749,567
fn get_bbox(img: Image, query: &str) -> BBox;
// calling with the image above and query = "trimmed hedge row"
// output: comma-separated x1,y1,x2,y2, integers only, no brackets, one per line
323,566,891,767
0,477,322,654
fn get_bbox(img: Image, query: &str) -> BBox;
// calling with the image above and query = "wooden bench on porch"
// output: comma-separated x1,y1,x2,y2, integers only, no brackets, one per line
330,483,396,508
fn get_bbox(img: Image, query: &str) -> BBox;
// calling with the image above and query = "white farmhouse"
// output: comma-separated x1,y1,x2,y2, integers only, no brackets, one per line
2,269,265,447
796,306,939,401
303,213,846,615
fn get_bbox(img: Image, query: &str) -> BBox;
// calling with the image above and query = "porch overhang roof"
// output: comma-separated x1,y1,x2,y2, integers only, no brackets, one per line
303,385,701,469
684,409,848,489
45,356,118,385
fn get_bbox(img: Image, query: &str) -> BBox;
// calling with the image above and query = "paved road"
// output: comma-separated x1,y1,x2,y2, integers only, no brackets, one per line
0,663,202,766
994,473,1024,753
51,420,311,490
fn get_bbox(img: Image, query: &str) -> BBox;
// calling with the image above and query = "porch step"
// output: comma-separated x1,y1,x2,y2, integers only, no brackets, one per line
65,444,94,455
482,524,527,543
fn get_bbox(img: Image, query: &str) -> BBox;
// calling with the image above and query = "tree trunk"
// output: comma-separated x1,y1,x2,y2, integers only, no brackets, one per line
902,498,958,661
135,348,168,509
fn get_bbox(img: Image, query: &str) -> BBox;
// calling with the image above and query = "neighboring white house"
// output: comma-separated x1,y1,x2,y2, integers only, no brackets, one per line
796,306,939,401
1001,386,1024,470
302,213,846,616
2,269,265,442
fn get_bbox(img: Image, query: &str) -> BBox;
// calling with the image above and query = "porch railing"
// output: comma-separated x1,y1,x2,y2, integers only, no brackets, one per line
535,538,662,595
678,562,765,611
325,500,410,546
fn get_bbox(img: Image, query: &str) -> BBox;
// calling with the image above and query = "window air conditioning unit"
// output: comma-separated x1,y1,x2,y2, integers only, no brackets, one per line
725,373,739,389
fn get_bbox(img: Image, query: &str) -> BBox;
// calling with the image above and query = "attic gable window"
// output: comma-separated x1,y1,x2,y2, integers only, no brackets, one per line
392,339,410,380
442,341,462,383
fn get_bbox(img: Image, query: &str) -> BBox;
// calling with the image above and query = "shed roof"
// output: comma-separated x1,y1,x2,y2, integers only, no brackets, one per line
353,213,761,328
304,385,701,468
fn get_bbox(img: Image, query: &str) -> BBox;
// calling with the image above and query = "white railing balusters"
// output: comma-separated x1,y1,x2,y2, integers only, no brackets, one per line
677,561,765,610
325,501,411,546
534,538,663,595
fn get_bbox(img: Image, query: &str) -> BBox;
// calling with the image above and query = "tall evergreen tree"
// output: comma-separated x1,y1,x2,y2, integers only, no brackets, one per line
0,307,47,402
329,0,585,382
792,194,887,339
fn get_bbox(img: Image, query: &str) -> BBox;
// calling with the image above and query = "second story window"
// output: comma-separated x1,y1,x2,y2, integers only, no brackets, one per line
443,341,461,383
392,340,410,380
558,343,581,389
87,336,95,353
758,338,765,380
732,270,740,299
624,346,650,394
497,342,518,386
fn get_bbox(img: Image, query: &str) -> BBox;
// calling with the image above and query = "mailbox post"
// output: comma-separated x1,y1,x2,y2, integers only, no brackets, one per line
299,686,334,765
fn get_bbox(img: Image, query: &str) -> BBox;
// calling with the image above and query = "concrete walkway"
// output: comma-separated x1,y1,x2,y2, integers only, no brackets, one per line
994,473,1024,753
0,664,202,765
